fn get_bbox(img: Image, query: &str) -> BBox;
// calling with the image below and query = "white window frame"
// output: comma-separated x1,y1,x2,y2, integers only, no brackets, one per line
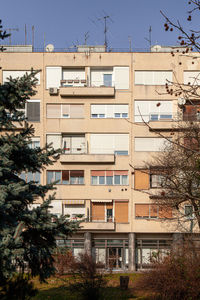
91,171,129,186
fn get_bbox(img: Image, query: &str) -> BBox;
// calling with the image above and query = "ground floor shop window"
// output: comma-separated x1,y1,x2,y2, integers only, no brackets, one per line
136,239,172,269
93,239,129,270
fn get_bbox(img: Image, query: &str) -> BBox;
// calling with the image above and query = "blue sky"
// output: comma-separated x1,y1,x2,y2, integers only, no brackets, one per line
0,0,197,51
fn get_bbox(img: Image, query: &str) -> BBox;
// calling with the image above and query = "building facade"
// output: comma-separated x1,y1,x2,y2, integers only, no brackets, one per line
1,48,199,271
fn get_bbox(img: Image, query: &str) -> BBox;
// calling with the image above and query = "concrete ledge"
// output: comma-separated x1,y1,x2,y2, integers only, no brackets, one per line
60,154,115,163
81,221,115,231
60,86,115,97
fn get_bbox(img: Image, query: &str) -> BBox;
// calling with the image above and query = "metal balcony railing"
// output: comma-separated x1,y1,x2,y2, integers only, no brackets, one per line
135,112,173,122
60,79,114,88
63,147,87,154
84,216,115,223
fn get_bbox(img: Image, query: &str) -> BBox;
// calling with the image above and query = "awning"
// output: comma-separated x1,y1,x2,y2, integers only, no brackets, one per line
62,200,85,205
114,199,129,202
91,199,112,203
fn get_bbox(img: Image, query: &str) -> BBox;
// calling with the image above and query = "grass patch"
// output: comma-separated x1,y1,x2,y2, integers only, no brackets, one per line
31,273,149,300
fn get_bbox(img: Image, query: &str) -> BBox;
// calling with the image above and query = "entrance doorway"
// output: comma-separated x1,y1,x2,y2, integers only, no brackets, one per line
108,248,123,269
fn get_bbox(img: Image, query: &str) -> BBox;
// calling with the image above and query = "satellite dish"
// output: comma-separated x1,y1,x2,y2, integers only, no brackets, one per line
46,44,54,52
151,45,162,52
178,97,186,106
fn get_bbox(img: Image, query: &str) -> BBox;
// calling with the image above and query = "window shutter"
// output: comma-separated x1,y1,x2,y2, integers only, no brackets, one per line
159,206,172,218
115,201,128,223
134,169,149,189
47,104,61,118
91,170,105,176
70,105,84,118
91,105,106,115
27,102,40,122
114,67,129,89
150,205,158,218
46,134,61,149
135,204,149,217
92,203,105,221
184,71,200,85
114,134,129,153
46,66,61,89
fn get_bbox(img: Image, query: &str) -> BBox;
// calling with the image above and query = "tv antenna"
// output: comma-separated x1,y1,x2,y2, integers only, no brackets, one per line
97,13,113,51
5,27,19,45
144,26,152,49
84,31,89,45
128,36,132,52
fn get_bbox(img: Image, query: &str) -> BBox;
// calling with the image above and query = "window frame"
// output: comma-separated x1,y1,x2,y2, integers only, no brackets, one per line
91,171,128,186
46,104,84,119
47,170,84,185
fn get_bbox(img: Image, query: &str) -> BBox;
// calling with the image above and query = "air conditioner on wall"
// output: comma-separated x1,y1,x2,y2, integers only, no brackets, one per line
49,87,58,95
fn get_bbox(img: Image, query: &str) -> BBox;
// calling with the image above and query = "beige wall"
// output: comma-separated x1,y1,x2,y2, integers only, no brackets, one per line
1,51,199,235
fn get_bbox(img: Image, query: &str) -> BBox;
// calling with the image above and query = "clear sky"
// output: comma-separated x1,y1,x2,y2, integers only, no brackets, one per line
0,0,198,51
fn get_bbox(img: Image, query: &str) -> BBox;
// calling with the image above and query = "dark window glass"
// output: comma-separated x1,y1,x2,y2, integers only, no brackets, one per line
27,102,40,122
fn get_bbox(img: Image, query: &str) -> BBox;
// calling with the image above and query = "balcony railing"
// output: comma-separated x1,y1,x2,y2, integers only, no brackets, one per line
60,79,114,88
63,147,87,154
84,216,115,223
135,112,173,122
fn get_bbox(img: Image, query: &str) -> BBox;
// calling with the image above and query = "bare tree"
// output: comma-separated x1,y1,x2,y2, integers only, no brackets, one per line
147,121,200,231
140,1,200,231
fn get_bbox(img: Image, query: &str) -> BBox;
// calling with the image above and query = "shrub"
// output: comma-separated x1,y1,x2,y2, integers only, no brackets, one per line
69,252,106,300
53,248,75,276
136,244,200,300
0,274,37,300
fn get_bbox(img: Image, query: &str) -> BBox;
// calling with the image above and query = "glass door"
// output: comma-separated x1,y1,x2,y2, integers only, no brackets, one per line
103,74,112,87
108,248,123,269
106,208,113,222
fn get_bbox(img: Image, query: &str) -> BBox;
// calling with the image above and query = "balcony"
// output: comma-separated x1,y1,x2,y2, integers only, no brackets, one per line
81,216,115,231
137,113,175,131
59,79,115,97
60,153,115,164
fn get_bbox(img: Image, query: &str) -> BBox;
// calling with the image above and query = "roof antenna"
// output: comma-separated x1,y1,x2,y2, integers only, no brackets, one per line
144,26,152,50
84,31,89,45
5,27,19,45
98,14,112,51
128,36,132,52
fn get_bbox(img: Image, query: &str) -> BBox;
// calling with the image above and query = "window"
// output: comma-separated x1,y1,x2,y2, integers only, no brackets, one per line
3,70,40,85
62,68,85,87
62,135,86,154
183,104,200,121
47,170,84,185
135,138,171,152
103,74,112,86
150,174,165,188
46,134,86,153
29,137,40,149
185,205,194,219
91,104,128,119
134,101,172,122
90,67,129,89
91,170,128,185
46,104,84,119
90,134,129,155
90,68,113,87
135,204,172,219
184,71,200,85
135,71,172,85
27,100,40,122
64,204,85,220
19,172,40,184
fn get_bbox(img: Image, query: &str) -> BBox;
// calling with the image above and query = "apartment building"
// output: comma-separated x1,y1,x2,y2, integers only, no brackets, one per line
1,47,199,271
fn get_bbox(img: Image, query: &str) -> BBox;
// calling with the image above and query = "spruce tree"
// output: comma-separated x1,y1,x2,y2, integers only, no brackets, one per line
0,21,79,289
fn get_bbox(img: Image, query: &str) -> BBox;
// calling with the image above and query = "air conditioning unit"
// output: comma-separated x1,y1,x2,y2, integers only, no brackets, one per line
49,87,58,95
